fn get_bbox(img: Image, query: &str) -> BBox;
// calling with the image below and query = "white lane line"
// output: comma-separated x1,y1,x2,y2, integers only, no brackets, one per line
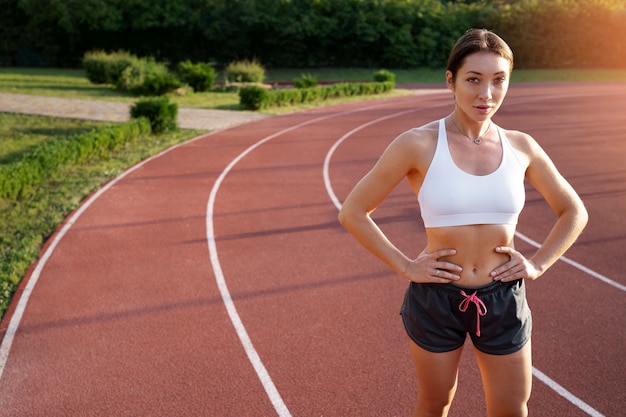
322,111,609,417
324,108,420,211
532,368,606,417
514,232,625,292
205,100,405,417
0,137,198,382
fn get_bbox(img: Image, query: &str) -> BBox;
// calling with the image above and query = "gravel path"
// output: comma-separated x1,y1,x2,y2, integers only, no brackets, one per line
0,93,270,130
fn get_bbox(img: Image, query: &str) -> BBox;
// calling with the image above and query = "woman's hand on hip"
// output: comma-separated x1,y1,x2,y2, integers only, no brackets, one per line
403,248,462,283
490,246,540,281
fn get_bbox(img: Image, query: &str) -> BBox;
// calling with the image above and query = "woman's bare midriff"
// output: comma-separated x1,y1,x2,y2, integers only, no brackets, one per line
426,224,516,287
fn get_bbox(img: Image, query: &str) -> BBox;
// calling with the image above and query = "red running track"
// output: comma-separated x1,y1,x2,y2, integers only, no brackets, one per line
0,84,624,416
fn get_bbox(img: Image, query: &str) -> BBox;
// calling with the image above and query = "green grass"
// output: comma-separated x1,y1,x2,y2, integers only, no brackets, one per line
0,67,243,110
0,113,202,318
0,113,109,163
0,67,134,99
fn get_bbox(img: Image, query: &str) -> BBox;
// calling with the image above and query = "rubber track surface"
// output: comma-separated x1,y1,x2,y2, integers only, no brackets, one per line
0,84,624,416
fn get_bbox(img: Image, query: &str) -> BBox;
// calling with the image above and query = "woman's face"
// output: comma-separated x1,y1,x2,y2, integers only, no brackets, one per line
446,51,511,122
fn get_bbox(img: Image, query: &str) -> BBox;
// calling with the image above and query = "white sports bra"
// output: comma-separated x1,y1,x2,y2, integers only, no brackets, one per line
417,119,526,228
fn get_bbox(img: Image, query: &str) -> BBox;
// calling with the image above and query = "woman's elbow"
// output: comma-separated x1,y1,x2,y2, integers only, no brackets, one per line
564,197,589,233
337,206,351,229
338,203,363,231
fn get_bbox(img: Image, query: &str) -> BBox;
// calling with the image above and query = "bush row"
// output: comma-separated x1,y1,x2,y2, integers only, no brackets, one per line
83,51,210,95
83,51,268,95
2,0,625,69
240,81,395,111
0,118,151,199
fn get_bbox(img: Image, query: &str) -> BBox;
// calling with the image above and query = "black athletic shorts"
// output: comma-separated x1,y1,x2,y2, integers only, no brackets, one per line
400,279,532,355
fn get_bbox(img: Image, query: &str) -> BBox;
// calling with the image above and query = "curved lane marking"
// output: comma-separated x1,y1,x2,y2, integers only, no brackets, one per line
322,109,610,417
205,100,406,417
0,96,402,414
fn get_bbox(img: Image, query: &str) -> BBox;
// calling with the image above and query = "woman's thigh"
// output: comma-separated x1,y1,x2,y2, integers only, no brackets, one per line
408,338,464,416
473,340,532,417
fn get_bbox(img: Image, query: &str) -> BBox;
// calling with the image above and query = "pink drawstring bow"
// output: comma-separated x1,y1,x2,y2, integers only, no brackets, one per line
459,290,488,337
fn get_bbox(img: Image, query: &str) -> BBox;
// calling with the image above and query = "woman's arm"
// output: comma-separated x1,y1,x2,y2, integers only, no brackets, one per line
492,134,588,281
338,129,462,282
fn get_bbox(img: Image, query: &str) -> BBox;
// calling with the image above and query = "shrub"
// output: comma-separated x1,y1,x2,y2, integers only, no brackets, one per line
118,58,181,96
83,51,180,96
224,59,265,83
293,73,318,89
83,50,139,85
117,62,144,91
373,69,396,85
177,61,216,92
239,86,270,111
137,67,181,96
130,96,178,133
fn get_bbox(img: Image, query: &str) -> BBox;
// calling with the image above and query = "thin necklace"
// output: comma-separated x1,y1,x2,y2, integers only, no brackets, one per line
452,118,491,145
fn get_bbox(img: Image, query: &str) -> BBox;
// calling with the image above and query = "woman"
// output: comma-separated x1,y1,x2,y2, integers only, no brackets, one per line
338,29,588,417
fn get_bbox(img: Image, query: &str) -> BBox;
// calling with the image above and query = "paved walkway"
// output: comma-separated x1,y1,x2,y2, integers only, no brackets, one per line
0,93,270,131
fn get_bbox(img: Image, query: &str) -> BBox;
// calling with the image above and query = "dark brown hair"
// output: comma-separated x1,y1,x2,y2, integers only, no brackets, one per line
447,29,514,81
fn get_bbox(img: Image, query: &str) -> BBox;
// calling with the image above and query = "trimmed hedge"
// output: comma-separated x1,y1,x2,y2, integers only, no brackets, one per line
239,81,395,110
239,86,270,111
0,118,151,200
131,97,178,133
293,73,318,89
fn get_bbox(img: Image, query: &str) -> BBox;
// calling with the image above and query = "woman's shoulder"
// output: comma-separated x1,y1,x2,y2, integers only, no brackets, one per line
498,126,540,154
393,120,440,149
379,120,440,171
498,126,558,170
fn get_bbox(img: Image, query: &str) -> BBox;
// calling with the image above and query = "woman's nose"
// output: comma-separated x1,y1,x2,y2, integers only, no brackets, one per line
479,84,492,100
